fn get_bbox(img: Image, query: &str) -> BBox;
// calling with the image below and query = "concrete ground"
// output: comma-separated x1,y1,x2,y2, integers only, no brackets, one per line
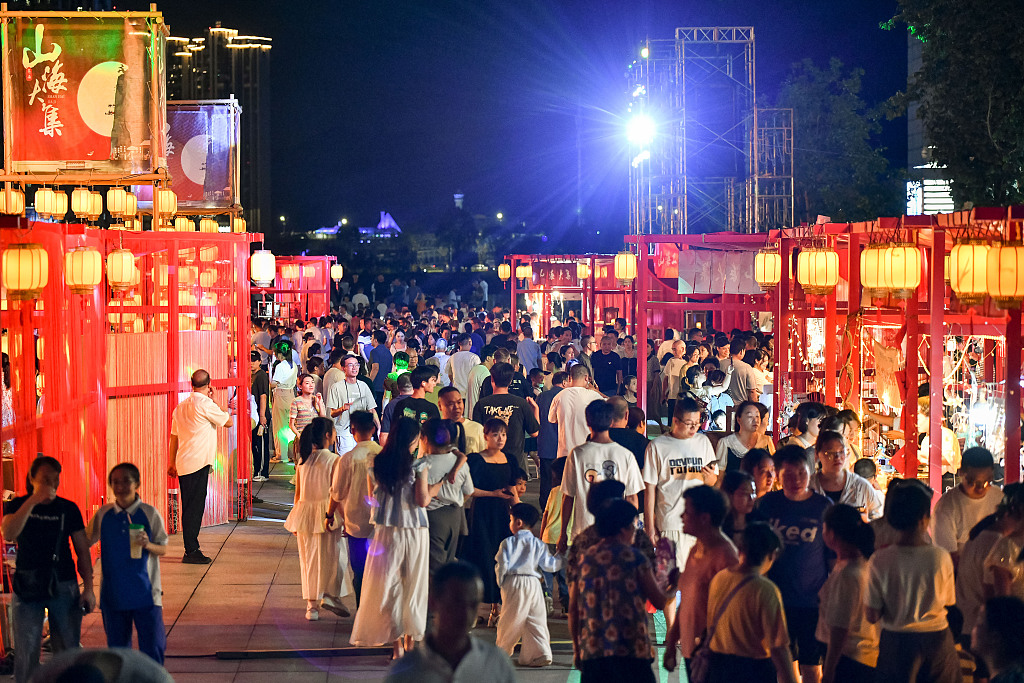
77,462,687,682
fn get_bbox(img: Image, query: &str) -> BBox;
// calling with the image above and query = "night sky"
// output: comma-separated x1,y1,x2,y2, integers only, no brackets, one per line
150,0,907,242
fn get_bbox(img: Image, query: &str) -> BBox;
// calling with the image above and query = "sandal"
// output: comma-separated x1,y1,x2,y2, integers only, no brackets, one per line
487,606,501,627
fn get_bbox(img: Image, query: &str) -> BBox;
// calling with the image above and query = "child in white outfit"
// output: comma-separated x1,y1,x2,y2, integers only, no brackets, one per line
495,502,562,667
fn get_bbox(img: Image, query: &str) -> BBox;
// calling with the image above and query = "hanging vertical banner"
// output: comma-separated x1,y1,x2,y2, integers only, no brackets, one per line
5,15,166,173
166,101,239,208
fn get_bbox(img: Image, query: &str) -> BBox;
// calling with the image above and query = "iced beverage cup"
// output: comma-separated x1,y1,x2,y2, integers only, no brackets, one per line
129,524,146,559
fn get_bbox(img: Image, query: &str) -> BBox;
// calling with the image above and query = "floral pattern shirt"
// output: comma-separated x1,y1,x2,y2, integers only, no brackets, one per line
576,538,654,662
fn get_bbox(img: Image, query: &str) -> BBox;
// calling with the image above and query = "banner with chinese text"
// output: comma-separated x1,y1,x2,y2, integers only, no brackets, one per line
6,16,165,173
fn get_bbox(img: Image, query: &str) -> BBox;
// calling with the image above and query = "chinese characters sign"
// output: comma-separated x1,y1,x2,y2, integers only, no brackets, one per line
531,262,578,288
165,102,239,208
6,16,165,173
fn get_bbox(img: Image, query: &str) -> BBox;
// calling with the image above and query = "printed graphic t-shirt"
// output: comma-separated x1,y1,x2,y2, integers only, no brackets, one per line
641,433,716,532
757,489,832,608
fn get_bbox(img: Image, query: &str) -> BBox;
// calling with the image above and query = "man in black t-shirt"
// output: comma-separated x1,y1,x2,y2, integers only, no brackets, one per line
2,456,95,683
473,362,540,475
607,397,650,510
391,365,441,426
249,351,272,481
591,334,622,396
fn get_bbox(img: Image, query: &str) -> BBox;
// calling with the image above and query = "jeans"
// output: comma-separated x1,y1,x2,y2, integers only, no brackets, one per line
252,421,271,478
13,579,82,682
347,536,370,608
179,465,210,555
102,604,166,665
541,542,568,609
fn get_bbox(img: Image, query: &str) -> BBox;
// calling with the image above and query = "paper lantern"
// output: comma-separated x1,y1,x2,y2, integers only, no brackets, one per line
883,243,922,299
986,243,1024,309
281,263,300,280
154,188,177,217
180,266,198,286
944,254,950,285
331,264,344,281
64,247,102,294
754,248,782,291
0,186,25,215
201,292,218,306
34,188,56,218
232,216,246,233
125,217,142,232
199,217,218,233
302,265,315,278
106,187,128,217
796,246,839,295
199,246,218,262
87,192,103,221
106,249,137,291
250,250,276,287
199,270,217,288
576,262,592,281
2,243,48,300
614,251,637,286
497,262,511,281
515,264,528,280
949,241,990,306
70,187,91,218
123,191,138,217
54,191,67,219
860,244,888,298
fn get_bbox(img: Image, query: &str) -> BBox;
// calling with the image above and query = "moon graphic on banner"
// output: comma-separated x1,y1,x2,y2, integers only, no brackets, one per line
180,135,210,185
77,61,126,136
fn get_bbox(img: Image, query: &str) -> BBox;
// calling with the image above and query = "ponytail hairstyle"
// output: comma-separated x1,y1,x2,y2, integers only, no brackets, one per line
297,417,334,465
823,503,875,559
373,417,421,498
420,418,455,453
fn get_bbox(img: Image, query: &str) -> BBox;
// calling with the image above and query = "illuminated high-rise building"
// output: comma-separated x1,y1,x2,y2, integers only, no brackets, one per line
167,23,271,235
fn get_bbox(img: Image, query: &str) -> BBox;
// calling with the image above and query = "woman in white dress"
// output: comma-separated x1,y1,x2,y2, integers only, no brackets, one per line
715,401,775,472
349,417,464,659
284,417,350,620
270,341,298,462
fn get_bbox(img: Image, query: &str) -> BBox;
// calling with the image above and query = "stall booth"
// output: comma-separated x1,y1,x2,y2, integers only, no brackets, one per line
627,234,773,428
769,209,1023,492
256,255,335,322
503,254,636,335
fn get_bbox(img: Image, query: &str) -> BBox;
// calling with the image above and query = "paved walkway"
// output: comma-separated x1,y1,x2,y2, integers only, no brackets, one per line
77,463,684,682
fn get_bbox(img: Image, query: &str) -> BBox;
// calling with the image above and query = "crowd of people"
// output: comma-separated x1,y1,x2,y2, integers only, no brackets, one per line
8,296,1024,683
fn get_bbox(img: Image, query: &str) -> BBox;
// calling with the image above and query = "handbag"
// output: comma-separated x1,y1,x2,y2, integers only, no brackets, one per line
687,573,756,683
11,513,64,602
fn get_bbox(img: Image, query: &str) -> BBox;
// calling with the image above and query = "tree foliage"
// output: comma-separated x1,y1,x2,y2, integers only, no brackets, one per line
778,58,904,223
436,206,480,270
886,0,1024,206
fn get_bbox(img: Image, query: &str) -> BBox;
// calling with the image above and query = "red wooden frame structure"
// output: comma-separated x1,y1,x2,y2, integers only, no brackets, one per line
507,254,636,336
257,254,335,322
1,217,257,538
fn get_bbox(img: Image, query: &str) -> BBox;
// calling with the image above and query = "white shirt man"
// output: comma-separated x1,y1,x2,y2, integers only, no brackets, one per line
547,366,603,459
447,337,480,396
168,370,232,563
327,355,380,452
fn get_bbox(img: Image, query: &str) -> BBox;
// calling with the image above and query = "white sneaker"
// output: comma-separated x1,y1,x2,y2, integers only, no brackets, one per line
252,475,268,482
305,608,319,621
544,595,553,615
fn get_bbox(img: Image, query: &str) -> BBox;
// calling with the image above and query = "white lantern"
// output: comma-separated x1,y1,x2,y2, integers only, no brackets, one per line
106,249,137,291
250,250,276,287
232,216,246,233
106,187,128,217
123,191,138,217
64,247,102,294
577,262,592,281
199,246,218,262
199,270,217,288
34,188,56,218
199,217,218,233
0,186,25,215
54,191,67,220
986,242,1024,309
754,248,782,291
2,243,49,300
330,264,344,281
281,264,300,280
87,192,104,221
883,243,922,299
497,263,511,281
71,187,91,218
154,188,177,217
796,246,839,295
302,265,315,278
949,240,990,306
860,244,888,298
614,251,637,286
175,216,195,232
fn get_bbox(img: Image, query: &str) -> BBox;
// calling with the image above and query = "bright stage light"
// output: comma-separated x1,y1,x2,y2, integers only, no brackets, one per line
640,46,649,59
627,114,655,146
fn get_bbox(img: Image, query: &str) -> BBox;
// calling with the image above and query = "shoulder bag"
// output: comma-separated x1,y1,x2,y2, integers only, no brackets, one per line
12,512,64,602
687,573,756,683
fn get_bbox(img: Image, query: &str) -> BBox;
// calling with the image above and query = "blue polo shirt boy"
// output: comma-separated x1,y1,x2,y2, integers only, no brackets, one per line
88,497,168,664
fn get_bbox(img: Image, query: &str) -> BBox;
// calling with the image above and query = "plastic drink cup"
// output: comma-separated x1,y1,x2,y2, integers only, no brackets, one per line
129,524,146,559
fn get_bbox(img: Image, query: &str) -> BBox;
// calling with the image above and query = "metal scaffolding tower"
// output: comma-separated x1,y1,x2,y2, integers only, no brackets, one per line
627,27,793,234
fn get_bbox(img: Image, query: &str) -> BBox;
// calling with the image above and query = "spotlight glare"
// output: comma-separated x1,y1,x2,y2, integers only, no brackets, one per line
627,114,655,146
640,46,650,59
